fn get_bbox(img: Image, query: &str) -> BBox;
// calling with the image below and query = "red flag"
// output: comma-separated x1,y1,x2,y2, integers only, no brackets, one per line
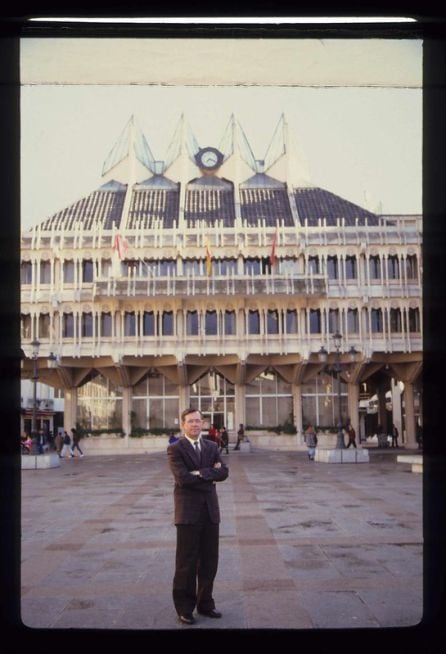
113,232,129,261
270,227,278,268
205,237,212,276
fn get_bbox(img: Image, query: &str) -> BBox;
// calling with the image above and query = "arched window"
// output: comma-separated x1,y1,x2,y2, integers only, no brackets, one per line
409,308,420,332
248,310,260,334
143,311,155,336
62,313,74,338
371,308,383,333
63,260,75,283
21,261,32,284
101,312,112,337
82,260,94,283
267,310,279,334
347,308,359,333
205,311,218,335
40,260,51,284
39,314,50,339
388,255,400,279
21,314,31,339
286,309,297,334
309,309,321,334
187,311,199,335
345,255,357,279
124,312,136,336
162,311,174,336
406,255,418,279
327,256,338,280
81,313,93,337
224,310,236,335
390,308,402,332
369,256,381,280
308,256,320,274
328,309,340,334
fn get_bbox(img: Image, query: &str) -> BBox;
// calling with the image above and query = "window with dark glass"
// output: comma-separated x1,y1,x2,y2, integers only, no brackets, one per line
187,311,199,335
409,308,420,332
327,256,338,280
40,260,51,284
387,255,400,279
308,256,320,274
328,309,340,334
286,309,297,334
369,256,381,280
143,311,155,336
82,260,94,283
63,260,75,283
406,255,418,280
267,310,279,334
205,311,218,335
345,256,357,280
244,258,262,275
124,312,136,336
390,308,402,332
216,259,237,275
371,308,383,333
309,309,321,334
248,310,260,334
162,311,174,335
101,312,112,337
224,310,236,335
159,259,177,275
21,261,32,284
62,313,74,338
39,314,50,338
347,308,359,333
21,314,31,339
81,313,93,337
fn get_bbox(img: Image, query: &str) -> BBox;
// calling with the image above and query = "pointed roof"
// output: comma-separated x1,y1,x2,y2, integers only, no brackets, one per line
164,113,200,170
218,114,257,171
102,115,156,177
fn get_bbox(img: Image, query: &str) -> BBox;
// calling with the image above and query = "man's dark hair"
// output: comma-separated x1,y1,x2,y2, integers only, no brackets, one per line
180,407,203,422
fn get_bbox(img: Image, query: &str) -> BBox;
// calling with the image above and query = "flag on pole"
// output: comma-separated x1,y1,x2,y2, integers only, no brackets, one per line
270,226,278,268
205,236,212,276
113,232,129,261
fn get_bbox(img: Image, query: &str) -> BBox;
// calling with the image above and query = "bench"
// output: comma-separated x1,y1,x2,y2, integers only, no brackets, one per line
396,455,423,473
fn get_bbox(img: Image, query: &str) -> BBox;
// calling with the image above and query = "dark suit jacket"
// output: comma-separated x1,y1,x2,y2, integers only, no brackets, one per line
167,436,229,525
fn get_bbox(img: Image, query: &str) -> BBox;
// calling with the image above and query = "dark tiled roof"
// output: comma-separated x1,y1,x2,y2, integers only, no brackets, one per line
294,187,379,226
185,182,236,227
240,187,294,227
38,186,127,231
127,188,180,229
135,175,179,190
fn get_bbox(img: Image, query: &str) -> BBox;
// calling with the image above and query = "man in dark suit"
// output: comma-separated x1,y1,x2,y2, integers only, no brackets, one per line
167,408,229,625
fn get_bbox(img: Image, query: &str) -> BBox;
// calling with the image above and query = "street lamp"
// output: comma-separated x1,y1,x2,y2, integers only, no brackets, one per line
332,332,345,449
31,339,40,453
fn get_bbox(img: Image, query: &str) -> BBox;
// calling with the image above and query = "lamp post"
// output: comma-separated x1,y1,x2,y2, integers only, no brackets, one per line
332,332,345,449
31,338,40,453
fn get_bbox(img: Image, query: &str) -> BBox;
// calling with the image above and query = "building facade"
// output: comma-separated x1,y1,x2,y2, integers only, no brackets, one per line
20,115,422,448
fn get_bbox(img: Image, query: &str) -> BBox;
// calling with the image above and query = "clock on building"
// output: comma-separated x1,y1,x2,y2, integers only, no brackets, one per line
195,147,224,171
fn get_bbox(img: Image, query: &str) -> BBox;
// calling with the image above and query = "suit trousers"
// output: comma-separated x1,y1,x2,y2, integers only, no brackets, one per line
173,503,219,615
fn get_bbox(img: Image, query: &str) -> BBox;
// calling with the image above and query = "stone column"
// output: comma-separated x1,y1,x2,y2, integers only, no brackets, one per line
63,387,78,432
178,385,190,419
292,384,304,446
347,381,360,443
391,378,403,442
235,383,246,435
122,386,132,445
403,381,417,448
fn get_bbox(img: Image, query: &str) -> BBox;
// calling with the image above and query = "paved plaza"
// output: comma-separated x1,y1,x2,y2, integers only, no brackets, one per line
20,447,424,633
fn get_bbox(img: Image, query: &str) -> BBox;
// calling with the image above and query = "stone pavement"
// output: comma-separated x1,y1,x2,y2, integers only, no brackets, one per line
20,447,423,632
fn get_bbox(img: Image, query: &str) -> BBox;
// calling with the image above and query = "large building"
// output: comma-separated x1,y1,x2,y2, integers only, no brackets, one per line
20,114,422,448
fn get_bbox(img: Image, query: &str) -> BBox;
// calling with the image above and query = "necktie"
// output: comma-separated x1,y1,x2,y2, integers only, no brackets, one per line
194,441,201,463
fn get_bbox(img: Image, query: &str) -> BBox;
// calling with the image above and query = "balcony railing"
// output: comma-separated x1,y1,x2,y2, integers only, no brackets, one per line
93,272,328,299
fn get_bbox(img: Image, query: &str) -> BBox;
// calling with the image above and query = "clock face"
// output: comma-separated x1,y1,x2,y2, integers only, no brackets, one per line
196,147,223,171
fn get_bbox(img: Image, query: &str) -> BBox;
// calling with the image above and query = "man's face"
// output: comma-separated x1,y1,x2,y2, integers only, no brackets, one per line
182,411,203,440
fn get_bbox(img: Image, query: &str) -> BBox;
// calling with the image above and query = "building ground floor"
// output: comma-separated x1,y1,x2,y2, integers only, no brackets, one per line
21,352,422,450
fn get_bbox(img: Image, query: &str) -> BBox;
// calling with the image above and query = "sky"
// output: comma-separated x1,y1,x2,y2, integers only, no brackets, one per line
20,38,422,229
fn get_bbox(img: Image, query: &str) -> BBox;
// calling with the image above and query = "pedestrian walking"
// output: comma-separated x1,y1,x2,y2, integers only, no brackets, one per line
54,429,63,456
60,431,71,458
305,424,318,460
219,426,229,454
234,424,245,450
70,427,84,457
391,424,399,448
346,422,357,448
167,408,228,625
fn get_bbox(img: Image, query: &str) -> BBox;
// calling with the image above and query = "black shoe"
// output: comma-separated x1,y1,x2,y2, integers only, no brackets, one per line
178,613,195,625
197,608,222,618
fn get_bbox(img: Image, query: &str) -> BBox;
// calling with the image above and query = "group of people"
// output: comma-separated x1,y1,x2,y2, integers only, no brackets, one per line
304,420,358,460
54,428,84,458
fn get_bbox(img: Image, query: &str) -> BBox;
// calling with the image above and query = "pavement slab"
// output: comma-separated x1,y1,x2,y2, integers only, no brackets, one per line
20,448,424,632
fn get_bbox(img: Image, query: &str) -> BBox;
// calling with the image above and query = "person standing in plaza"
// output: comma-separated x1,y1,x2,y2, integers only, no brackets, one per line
70,427,84,457
233,423,245,450
305,424,318,460
167,408,229,625
219,426,229,454
346,421,357,448
60,430,71,458
391,423,399,448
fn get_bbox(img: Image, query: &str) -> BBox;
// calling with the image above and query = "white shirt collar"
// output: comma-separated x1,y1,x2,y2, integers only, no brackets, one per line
184,434,202,448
